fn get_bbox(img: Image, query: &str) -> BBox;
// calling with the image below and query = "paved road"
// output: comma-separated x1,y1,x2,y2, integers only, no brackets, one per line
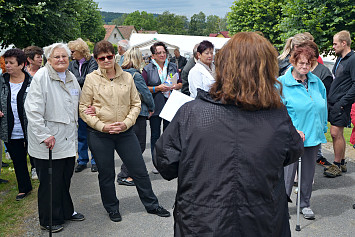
25,136,355,236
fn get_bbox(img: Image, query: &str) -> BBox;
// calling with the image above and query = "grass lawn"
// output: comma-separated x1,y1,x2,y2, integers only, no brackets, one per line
0,153,39,237
324,122,353,146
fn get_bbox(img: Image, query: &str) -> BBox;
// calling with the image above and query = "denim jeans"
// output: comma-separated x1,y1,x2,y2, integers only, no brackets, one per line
77,118,95,165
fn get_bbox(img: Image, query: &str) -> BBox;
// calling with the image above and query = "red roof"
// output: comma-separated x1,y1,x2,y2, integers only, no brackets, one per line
209,31,230,38
117,25,137,40
104,25,116,41
209,33,218,37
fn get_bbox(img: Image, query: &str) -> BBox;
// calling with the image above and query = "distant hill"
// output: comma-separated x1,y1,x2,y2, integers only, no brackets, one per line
100,11,160,24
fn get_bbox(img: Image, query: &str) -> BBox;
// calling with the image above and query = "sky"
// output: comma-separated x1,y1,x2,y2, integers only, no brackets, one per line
96,0,235,17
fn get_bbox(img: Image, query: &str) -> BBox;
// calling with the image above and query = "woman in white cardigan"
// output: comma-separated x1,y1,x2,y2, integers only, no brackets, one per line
188,40,215,98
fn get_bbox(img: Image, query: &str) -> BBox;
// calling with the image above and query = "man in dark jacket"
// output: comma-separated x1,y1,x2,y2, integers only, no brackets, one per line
171,48,187,73
181,44,199,95
325,30,355,178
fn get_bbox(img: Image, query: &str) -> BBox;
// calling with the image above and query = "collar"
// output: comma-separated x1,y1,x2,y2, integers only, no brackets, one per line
45,63,73,83
98,63,123,80
78,58,86,65
283,66,318,87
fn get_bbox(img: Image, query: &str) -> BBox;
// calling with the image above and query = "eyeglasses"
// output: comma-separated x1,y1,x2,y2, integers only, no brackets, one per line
97,55,114,61
71,50,75,54
155,51,166,55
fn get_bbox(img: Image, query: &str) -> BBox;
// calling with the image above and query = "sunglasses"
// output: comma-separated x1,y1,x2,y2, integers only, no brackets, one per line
97,55,114,61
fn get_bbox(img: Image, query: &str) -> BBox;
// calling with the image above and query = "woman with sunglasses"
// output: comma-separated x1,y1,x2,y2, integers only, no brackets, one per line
79,40,170,222
142,41,181,174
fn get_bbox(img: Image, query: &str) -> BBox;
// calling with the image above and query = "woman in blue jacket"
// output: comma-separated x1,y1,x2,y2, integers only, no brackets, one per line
278,41,327,220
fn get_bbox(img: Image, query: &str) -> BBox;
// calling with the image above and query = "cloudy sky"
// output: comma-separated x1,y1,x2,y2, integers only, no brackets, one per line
96,0,235,17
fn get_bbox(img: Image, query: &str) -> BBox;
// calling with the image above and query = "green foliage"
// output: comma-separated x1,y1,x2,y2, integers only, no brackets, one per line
189,12,207,35
110,14,127,26
156,11,188,35
227,0,284,48
100,11,125,24
279,0,355,54
123,10,157,31
0,0,105,48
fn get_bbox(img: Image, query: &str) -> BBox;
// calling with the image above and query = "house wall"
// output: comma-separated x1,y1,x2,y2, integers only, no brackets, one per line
107,29,123,45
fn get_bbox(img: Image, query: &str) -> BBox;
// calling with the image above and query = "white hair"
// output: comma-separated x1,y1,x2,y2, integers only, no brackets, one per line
118,40,130,51
43,43,71,59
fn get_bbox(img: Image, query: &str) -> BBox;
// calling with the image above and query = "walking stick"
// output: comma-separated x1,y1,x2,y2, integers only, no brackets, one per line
295,157,302,231
49,148,53,236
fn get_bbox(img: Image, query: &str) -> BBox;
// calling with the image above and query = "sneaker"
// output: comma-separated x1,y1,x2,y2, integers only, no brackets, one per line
152,168,159,174
108,210,122,222
75,164,87,173
341,161,347,173
301,207,315,220
31,168,38,180
316,156,332,168
71,212,85,221
147,206,171,217
117,177,135,186
40,224,64,233
91,164,98,172
324,164,342,178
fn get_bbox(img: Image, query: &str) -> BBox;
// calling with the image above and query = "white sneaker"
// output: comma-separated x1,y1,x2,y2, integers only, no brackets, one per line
31,168,38,180
301,207,315,220
152,168,159,174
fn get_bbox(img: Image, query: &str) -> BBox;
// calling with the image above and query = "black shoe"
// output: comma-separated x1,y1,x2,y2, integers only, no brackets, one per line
147,206,171,217
40,224,64,233
1,162,9,167
16,191,31,201
75,164,87,173
0,178,9,184
316,156,332,168
109,210,122,222
91,164,98,172
117,177,135,186
71,212,85,221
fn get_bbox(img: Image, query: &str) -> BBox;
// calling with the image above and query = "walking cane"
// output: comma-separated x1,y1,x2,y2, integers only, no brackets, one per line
49,148,53,236
295,157,302,231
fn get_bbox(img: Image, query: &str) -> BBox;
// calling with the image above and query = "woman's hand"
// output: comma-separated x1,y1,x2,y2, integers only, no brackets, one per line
171,83,182,90
148,111,154,119
103,122,127,134
297,130,305,142
85,105,96,116
0,111,3,117
44,136,56,150
156,84,171,92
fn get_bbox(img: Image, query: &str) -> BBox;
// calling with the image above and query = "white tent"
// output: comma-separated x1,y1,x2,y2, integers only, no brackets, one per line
130,33,230,57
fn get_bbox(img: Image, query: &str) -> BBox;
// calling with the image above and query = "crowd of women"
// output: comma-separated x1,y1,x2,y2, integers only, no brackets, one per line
0,29,349,236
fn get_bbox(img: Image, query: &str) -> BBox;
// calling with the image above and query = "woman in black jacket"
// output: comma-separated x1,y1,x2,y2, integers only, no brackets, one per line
0,49,32,200
154,32,304,237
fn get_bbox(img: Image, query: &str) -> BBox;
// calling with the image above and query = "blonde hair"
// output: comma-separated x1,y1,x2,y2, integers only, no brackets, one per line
68,38,91,60
121,47,144,71
278,33,313,60
334,30,351,47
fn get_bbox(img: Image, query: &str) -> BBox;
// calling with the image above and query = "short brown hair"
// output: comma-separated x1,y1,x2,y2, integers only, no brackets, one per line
210,32,283,111
289,43,317,66
93,40,115,59
24,46,43,61
335,30,351,47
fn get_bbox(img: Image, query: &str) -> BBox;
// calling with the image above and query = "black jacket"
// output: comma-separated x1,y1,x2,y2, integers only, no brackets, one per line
154,90,303,237
181,57,196,96
328,50,355,108
68,56,98,88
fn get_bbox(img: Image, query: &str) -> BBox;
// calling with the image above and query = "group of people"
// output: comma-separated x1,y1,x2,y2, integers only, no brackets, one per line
0,29,353,236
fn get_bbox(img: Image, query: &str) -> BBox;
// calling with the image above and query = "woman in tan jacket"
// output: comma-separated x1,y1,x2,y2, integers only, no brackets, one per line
79,40,170,222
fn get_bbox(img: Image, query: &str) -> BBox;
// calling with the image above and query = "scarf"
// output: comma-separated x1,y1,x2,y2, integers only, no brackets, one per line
152,58,168,83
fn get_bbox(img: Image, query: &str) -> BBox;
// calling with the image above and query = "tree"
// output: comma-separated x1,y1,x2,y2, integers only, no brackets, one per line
111,14,127,26
156,11,188,35
0,0,105,48
205,15,221,35
279,0,355,54
227,0,284,47
189,12,206,35
123,10,157,31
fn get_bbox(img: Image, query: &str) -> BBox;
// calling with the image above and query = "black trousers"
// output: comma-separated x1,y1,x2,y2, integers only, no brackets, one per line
118,116,147,178
34,157,75,226
5,139,32,193
87,127,159,213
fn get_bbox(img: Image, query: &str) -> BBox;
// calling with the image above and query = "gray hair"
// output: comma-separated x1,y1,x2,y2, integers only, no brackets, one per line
118,40,130,51
43,43,71,59
193,43,199,58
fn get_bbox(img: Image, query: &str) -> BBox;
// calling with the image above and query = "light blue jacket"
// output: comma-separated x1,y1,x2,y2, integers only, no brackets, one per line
278,67,327,147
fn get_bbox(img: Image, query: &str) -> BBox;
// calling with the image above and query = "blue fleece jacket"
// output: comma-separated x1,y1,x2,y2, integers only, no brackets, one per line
278,67,327,147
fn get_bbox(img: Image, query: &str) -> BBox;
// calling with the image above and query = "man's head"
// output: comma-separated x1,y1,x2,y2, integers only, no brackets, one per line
174,48,180,58
193,44,199,60
117,40,130,55
333,30,351,56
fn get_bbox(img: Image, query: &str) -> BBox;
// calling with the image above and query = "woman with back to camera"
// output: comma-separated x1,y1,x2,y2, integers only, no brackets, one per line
188,40,215,98
279,42,328,220
154,32,304,236
79,40,170,222
116,46,155,186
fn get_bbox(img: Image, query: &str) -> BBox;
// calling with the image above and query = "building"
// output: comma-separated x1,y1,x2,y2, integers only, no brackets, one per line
209,31,230,38
117,25,138,40
103,25,124,44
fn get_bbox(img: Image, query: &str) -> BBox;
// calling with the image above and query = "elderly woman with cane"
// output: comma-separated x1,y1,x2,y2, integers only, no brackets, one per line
279,41,327,220
154,32,304,236
25,43,84,233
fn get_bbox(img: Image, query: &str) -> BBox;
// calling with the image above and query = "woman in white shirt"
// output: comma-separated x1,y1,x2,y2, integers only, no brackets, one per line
0,49,32,200
188,40,215,98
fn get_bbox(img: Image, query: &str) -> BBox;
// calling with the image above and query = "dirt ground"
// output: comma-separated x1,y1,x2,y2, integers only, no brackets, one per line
323,142,355,162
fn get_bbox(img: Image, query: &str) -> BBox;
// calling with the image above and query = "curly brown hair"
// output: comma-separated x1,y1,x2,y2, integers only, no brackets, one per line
210,32,283,111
